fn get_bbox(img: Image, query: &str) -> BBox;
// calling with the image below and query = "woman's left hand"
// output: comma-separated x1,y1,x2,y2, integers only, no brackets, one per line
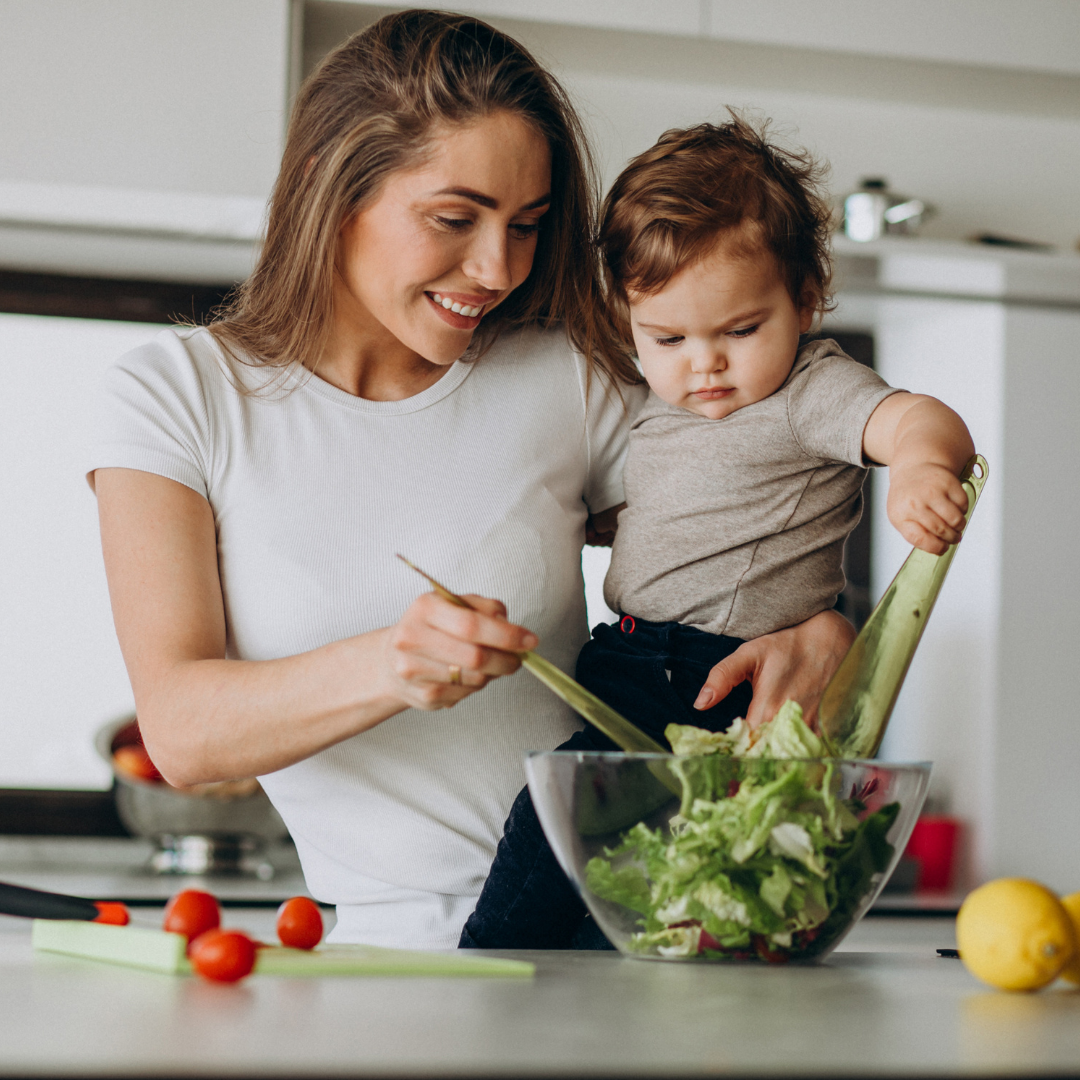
692,608,856,730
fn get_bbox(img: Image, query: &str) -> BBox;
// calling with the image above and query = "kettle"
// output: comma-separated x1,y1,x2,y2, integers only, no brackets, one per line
842,178,930,242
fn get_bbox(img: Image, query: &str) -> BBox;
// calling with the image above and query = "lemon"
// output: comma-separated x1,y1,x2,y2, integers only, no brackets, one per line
956,878,1076,992
1057,892,1080,984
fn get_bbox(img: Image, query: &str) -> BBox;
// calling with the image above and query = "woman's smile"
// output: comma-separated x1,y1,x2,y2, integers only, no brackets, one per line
425,291,492,326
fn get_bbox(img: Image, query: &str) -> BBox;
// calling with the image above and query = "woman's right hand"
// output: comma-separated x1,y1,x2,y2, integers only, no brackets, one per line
381,591,537,711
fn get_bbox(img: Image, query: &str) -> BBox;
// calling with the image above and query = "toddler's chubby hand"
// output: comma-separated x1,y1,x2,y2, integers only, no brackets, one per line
886,462,969,555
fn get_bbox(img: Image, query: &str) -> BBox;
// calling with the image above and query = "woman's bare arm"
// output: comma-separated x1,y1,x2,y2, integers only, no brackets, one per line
95,468,536,786
584,502,624,547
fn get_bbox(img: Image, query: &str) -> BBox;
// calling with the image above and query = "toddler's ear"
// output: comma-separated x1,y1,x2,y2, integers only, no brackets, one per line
798,303,816,335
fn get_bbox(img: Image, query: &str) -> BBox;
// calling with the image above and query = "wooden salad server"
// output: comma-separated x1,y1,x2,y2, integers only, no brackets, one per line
817,454,989,759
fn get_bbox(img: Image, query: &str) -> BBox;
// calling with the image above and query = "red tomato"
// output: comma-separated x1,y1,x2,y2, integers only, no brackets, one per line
276,896,323,950
112,744,164,783
163,889,221,948
189,929,257,983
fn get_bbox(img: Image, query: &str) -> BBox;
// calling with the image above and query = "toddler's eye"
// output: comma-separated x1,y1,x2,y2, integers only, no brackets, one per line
728,324,759,338
655,336,683,347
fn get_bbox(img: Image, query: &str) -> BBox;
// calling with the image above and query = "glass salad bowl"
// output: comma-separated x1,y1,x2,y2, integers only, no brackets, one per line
526,751,930,962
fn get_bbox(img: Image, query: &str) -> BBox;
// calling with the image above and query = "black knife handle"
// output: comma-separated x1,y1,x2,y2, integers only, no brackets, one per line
0,881,101,920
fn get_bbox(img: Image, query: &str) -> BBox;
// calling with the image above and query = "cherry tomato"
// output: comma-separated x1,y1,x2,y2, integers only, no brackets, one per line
189,929,257,983
163,889,221,948
112,744,164,783
276,896,323,950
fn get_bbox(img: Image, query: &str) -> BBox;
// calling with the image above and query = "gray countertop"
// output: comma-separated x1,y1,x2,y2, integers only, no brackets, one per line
0,837,964,913
2,907,1079,1079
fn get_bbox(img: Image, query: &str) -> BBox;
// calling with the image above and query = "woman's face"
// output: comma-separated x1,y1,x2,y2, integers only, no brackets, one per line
335,111,552,367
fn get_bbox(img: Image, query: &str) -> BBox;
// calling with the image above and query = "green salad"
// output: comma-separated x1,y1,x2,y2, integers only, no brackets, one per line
584,702,898,960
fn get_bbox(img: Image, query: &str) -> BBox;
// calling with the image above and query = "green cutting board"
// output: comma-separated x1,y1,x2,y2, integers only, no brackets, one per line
32,920,534,978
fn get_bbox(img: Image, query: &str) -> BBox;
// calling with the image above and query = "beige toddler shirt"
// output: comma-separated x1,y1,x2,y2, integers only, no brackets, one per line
604,339,901,639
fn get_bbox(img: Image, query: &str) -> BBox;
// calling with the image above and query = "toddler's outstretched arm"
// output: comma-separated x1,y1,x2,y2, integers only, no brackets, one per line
862,393,975,556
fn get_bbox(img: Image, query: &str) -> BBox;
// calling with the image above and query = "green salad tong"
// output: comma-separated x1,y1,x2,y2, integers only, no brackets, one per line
817,453,988,758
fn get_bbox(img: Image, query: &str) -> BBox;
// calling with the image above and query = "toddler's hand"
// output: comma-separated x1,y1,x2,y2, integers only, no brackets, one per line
886,462,969,555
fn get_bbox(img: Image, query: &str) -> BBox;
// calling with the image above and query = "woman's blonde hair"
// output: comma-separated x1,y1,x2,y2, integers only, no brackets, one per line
210,9,637,386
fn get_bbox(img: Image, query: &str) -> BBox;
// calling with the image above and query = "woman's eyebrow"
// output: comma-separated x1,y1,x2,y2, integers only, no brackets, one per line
430,187,551,211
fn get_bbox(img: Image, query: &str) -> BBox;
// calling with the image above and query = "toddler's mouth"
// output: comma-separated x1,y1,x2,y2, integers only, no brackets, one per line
693,387,735,400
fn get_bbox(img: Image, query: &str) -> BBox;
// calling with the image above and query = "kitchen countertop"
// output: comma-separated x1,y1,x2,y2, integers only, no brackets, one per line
2,908,1079,1079
0,837,963,912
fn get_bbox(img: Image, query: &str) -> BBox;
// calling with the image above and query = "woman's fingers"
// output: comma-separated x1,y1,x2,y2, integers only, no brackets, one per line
421,592,537,658
385,591,537,710
694,609,855,730
693,646,759,713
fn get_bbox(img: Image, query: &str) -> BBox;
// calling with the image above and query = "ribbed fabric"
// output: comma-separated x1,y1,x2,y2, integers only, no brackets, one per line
88,325,643,949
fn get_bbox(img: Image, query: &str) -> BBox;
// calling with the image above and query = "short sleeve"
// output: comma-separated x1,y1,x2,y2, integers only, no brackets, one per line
786,343,902,466
580,364,646,514
86,329,215,498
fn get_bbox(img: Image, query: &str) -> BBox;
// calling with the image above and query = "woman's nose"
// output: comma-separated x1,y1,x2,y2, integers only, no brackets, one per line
461,226,513,293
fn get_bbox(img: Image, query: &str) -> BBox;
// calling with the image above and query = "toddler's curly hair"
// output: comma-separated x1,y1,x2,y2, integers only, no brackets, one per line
598,113,835,347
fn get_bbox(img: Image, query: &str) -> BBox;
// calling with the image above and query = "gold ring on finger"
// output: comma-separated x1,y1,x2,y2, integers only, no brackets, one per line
448,664,462,686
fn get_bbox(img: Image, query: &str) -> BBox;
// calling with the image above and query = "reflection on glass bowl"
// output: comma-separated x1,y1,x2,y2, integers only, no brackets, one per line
526,751,930,962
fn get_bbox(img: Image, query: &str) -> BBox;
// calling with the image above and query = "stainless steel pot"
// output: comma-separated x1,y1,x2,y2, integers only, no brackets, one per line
843,178,931,242
95,715,289,876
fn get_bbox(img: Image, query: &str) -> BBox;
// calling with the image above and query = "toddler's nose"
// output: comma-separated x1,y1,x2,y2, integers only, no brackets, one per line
691,349,726,374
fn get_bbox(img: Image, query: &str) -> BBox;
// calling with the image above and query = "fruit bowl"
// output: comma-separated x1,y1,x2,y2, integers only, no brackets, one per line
526,751,930,962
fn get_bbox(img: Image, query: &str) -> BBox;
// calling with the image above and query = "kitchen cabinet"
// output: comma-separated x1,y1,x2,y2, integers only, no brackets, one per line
0,0,290,283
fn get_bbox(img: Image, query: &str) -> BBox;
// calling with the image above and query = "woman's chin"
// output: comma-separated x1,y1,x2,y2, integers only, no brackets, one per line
412,329,478,367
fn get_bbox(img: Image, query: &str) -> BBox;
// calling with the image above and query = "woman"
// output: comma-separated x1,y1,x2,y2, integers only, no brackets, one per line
88,11,854,949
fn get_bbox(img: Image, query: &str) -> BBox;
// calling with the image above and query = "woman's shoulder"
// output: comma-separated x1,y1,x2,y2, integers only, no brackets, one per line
483,324,644,406
105,325,278,409
109,325,228,388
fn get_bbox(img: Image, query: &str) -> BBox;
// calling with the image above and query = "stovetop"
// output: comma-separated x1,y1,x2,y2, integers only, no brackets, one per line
0,836,310,904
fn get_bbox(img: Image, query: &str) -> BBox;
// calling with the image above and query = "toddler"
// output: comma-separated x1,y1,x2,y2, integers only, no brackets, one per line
460,116,974,951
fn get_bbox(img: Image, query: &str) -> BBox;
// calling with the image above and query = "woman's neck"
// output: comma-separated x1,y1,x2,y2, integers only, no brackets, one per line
313,287,453,401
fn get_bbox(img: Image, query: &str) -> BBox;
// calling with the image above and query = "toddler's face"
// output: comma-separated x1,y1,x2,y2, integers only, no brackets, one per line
627,237,813,420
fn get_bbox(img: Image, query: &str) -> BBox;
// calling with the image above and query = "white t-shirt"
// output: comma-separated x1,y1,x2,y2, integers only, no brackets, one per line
88,325,641,948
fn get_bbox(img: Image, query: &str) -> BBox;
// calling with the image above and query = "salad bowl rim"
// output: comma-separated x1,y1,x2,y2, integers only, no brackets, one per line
527,750,933,770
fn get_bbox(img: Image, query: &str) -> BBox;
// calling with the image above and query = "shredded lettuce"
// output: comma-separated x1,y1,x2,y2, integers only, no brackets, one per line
585,700,898,960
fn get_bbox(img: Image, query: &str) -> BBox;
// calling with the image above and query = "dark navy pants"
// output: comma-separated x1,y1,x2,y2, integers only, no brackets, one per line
458,617,751,951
